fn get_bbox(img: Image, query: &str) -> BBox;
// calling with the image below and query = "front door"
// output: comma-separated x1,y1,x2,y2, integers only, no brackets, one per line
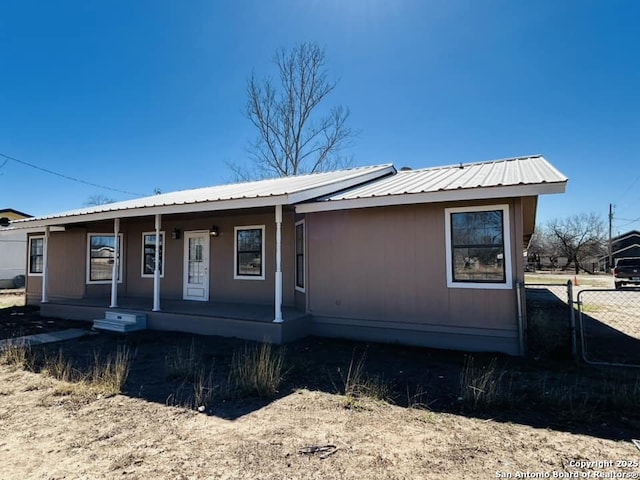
183,230,210,301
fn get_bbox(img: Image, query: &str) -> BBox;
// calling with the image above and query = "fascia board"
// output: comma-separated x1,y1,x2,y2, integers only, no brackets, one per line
295,182,568,214
14,195,289,228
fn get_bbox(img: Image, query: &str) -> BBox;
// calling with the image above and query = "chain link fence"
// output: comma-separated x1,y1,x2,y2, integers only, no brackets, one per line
524,283,575,360
577,288,640,367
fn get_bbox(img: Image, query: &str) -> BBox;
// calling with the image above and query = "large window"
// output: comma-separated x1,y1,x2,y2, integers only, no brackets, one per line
295,220,305,291
87,234,123,284
234,225,265,280
141,232,165,277
28,236,44,275
444,205,512,289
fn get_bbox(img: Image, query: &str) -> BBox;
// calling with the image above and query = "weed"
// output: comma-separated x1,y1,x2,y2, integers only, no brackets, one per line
406,385,431,410
0,340,34,369
228,342,285,397
335,350,394,404
89,346,134,395
459,357,507,410
42,349,75,382
193,364,216,408
165,340,202,381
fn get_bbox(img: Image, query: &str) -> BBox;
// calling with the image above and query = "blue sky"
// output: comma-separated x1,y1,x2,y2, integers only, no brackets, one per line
1,0,638,233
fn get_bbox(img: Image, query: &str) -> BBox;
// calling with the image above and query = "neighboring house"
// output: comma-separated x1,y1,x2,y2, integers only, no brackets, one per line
13,155,567,355
599,230,640,270
0,209,32,288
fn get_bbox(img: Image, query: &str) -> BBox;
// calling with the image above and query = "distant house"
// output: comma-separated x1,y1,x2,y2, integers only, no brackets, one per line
600,230,640,270
12,155,567,355
0,209,32,288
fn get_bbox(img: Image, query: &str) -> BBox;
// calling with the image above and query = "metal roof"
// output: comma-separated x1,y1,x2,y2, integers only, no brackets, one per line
296,155,568,213
15,164,395,226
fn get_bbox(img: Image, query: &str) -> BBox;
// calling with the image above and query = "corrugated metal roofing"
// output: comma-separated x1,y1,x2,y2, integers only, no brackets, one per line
16,164,394,224
314,156,567,201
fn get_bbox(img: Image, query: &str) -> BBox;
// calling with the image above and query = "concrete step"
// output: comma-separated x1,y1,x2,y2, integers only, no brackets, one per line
93,311,147,333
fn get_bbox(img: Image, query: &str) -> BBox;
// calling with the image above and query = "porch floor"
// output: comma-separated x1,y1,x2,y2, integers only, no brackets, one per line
51,296,307,323
41,296,310,344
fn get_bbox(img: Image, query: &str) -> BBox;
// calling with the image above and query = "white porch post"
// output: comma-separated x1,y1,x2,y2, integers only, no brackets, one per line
273,204,283,323
41,226,50,304
110,218,120,308
152,214,161,312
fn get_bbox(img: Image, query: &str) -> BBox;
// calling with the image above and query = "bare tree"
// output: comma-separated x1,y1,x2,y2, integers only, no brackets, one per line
235,42,355,180
546,213,607,274
84,194,115,207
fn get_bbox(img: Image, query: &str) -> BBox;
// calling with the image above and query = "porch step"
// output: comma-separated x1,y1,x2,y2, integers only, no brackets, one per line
93,311,147,333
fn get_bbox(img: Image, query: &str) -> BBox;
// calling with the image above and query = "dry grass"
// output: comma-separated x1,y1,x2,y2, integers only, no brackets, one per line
0,293,25,309
37,346,133,396
228,342,286,397
336,350,394,408
0,340,35,370
165,339,202,381
459,357,509,410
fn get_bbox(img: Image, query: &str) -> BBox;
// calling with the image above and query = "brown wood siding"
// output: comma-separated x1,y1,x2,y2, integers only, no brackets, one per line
306,200,522,338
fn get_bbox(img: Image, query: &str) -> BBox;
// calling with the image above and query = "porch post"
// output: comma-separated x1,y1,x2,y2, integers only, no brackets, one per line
110,218,120,308
152,214,161,312
273,204,283,323
41,226,50,304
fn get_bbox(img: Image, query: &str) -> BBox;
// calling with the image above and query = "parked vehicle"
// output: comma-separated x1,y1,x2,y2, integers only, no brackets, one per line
613,257,640,289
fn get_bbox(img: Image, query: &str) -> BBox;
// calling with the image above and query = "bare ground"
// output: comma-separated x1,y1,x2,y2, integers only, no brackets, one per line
1,293,639,479
0,366,638,480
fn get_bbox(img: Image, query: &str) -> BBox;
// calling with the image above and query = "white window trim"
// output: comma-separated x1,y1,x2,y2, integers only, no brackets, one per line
86,233,124,285
141,231,165,278
444,204,513,290
28,236,44,277
234,225,266,280
295,219,305,293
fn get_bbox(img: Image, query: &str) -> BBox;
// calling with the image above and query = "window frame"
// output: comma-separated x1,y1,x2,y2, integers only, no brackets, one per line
28,236,44,276
444,204,513,290
234,225,266,280
86,233,124,285
295,219,305,292
141,231,165,278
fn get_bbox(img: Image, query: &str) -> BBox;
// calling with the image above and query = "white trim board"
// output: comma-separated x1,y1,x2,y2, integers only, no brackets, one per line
296,183,567,213
444,204,513,290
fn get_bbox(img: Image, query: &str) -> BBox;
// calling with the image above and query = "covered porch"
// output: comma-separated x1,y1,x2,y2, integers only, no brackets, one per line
40,297,311,344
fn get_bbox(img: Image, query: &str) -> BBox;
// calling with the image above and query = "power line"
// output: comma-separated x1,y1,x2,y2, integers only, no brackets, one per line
0,152,143,196
615,216,640,229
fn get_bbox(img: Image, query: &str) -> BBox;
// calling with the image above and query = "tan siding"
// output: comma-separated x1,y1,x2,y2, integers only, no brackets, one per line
27,230,87,304
29,210,297,307
307,200,521,339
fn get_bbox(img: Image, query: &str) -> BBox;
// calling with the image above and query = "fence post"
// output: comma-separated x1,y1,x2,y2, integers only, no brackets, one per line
567,280,577,362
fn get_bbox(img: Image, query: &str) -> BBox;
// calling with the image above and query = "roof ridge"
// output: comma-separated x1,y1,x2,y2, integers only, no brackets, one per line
399,155,543,174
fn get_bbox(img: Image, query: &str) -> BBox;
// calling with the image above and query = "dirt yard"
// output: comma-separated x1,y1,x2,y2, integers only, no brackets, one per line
1,299,639,479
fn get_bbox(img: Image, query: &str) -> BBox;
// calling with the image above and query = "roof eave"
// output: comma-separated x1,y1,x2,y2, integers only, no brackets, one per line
12,195,290,229
295,181,568,214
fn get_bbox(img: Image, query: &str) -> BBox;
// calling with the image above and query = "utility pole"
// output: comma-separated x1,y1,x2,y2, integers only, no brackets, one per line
608,203,613,271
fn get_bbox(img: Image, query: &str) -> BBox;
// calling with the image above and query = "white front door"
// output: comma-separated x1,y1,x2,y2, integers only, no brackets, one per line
183,230,210,301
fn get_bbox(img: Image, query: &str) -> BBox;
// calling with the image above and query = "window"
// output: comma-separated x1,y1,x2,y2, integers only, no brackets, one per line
444,205,512,289
87,234,123,284
141,232,165,277
28,236,44,275
295,220,305,291
234,225,265,280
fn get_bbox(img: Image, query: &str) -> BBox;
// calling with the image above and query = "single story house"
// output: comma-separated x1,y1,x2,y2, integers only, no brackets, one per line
10,155,567,355
0,208,32,288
